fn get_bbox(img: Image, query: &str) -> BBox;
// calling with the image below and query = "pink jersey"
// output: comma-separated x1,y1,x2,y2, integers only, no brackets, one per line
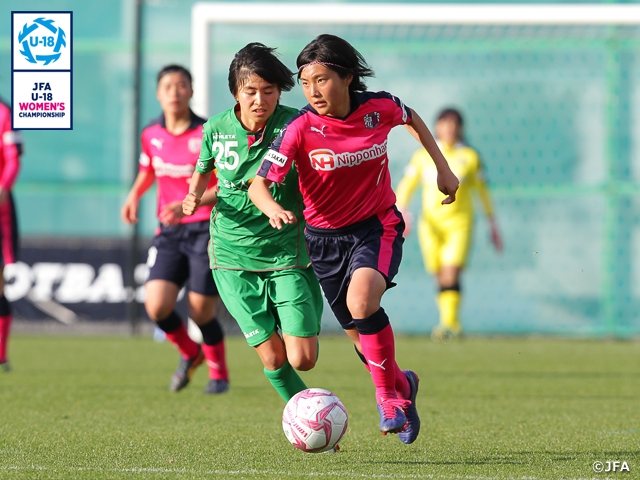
139,112,215,224
257,91,411,229
0,100,22,191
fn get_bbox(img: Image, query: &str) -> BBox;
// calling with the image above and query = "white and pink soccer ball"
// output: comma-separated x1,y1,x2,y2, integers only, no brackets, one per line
282,388,348,453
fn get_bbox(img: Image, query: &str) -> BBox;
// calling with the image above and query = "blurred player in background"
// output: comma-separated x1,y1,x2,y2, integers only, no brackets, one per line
249,34,458,444
121,65,229,394
183,44,323,404
396,108,502,342
0,98,22,373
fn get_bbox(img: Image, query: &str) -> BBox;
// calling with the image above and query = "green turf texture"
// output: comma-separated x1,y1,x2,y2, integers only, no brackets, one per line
1,335,638,479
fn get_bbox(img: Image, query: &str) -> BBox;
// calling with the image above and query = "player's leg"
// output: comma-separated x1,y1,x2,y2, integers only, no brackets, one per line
434,222,471,339
346,207,419,442
271,267,323,372
145,227,202,391
417,217,449,340
0,194,19,372
188,291,229,394
145,279,203,391
213,268,306,402
185,222,229,394
436,266,463,336
256,333,307,402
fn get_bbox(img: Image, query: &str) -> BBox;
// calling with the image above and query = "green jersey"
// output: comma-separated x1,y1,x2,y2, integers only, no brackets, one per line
197,104,308,271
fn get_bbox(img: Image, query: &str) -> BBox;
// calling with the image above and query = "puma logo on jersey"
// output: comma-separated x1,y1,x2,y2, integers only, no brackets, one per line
150,138,164,150
310,126,327,137
367,358,388,370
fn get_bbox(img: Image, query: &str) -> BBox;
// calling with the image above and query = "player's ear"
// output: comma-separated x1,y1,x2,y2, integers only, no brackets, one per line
344,73,353,88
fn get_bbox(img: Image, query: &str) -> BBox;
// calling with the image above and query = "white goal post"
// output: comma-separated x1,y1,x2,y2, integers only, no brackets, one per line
190,2,640,117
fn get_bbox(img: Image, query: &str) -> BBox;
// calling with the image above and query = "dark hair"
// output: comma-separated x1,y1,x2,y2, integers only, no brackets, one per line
157,65,192,86
296,34,374,93
437,108,464,127
228,43,295,97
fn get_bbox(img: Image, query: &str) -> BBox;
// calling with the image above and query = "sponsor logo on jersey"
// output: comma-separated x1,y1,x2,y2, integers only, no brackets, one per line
150,138,164,150
363,112,380,129
265,150,288,167
188,137,202,154
244,329,260,339
151,156,195,178
309,140,387,171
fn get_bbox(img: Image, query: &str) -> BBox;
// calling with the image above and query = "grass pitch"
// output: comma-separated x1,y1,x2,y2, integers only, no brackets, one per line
1,334,638,479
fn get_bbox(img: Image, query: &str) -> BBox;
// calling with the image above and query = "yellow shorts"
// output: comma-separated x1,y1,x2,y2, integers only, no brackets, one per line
417,217,472,273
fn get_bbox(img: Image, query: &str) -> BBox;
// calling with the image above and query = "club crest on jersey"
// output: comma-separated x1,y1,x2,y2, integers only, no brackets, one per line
188,137,202,154
363,111,380,129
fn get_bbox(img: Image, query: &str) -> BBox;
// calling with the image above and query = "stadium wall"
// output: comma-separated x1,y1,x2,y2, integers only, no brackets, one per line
1,0,639,337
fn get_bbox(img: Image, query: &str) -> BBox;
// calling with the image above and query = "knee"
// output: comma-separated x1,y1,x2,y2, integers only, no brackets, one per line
145,300,173,321
289,355,316,372
347,295,377,319
260,350,287,372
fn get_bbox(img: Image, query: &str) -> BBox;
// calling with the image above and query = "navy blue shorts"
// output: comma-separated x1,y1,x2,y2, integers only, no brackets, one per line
304,207,405,330
146,221,217,296
0,193,19,268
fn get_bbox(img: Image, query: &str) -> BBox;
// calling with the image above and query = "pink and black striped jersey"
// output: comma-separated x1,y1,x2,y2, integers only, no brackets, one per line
0,99,22,191
257,91,411,229
139,111,216,224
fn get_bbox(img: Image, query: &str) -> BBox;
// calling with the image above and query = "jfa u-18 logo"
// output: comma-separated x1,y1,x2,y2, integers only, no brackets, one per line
18,17,67,65
12,12,72,71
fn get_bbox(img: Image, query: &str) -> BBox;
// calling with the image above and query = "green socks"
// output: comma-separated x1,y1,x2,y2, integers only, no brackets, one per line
263,361,307,402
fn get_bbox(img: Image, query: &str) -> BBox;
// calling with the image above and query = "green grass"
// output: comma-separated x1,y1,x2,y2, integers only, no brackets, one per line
1,335,639,479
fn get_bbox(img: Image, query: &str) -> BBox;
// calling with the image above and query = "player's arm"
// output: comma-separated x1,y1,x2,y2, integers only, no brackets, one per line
474,164,503,252
0,115,22,206
121,170,155,224
248,176,297,230
183,171,214,216
405,109,459,204
395,151,424,235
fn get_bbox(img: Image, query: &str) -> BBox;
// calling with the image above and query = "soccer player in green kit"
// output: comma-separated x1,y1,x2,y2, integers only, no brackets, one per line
182,43,323,403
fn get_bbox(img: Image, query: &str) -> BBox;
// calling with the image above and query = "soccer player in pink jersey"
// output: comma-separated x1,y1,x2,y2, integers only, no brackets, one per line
0,98,22,373
121,65,229,394
249,34,459,444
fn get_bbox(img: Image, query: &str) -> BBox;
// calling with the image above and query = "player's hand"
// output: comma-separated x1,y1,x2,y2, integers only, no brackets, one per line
182,192,201,216
490,219,503,253
159,201,185,226
268,210,297,230
438,170,459,205
121,197,139,224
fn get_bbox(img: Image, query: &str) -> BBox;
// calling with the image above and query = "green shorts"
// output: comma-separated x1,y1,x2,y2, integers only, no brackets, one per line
213,267,323,347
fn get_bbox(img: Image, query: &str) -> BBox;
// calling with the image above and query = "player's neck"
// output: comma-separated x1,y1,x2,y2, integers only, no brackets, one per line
164,110,192,135
238,114,266,133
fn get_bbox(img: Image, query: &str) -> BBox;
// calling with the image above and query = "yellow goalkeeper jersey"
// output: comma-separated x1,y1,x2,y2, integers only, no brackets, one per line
395,142,493,224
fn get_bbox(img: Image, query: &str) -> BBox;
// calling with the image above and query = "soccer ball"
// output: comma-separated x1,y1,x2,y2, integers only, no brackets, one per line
282,388,348,453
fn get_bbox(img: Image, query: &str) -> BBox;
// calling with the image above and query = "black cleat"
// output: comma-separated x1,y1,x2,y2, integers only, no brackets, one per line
203,379,229,394
0,361,11,373
170,349,204,392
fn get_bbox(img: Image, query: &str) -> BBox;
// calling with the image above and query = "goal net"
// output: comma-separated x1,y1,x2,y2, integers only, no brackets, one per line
190,3,640,336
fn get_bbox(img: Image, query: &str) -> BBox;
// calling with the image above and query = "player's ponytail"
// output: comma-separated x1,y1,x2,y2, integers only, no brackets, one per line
296,34,375,93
